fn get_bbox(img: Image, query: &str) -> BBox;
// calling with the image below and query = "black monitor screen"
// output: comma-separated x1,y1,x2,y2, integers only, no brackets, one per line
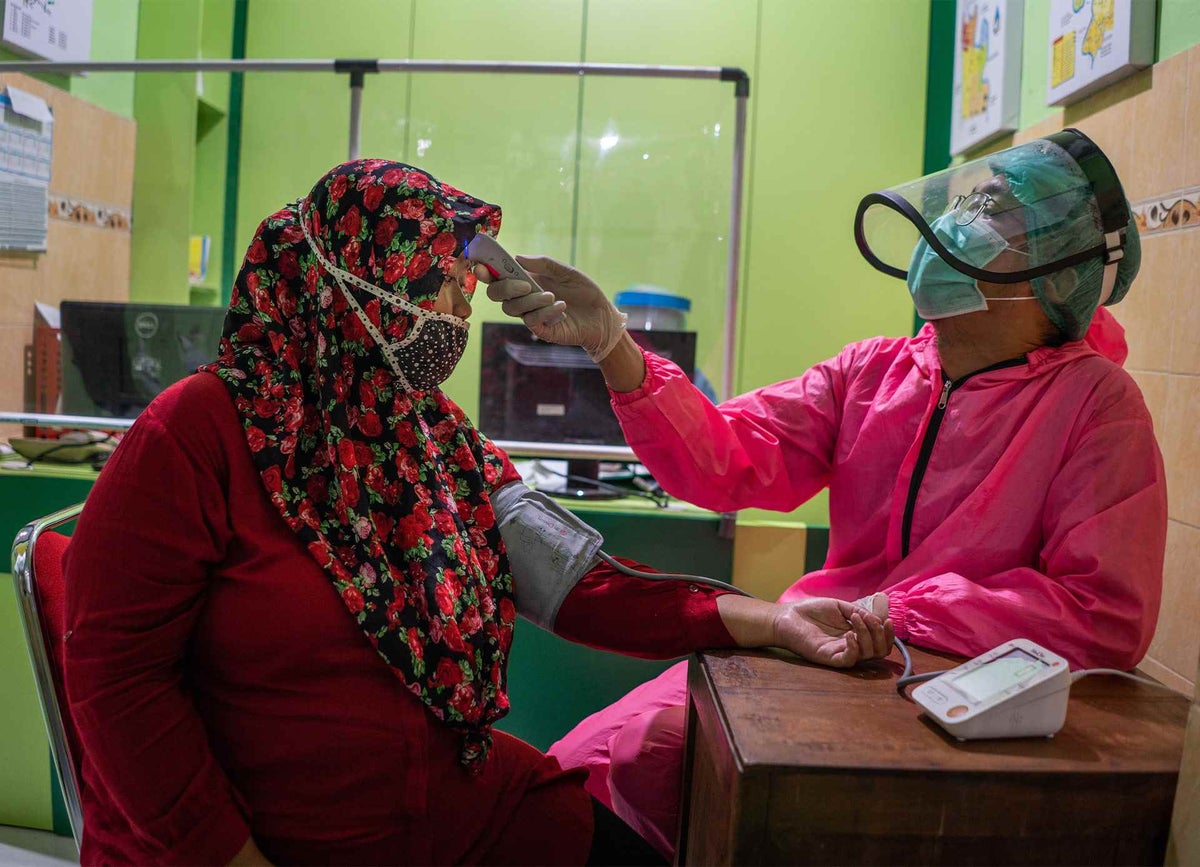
478,323,696,447
60,301,227,418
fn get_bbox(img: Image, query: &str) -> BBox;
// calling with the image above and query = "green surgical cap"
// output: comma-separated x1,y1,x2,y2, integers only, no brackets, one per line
990,140,1139,341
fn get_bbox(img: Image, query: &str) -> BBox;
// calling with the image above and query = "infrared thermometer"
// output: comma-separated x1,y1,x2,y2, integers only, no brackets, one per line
464,234,543,290
465,234,566,326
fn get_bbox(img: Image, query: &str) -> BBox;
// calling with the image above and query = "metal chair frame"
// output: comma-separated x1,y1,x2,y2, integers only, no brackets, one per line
11,502,86,848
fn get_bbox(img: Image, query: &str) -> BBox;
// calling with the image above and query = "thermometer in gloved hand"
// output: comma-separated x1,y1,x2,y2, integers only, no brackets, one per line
465,234,566,327
464,234,543,290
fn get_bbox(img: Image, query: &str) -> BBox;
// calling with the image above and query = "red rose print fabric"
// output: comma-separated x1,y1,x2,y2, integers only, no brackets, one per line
202,160,518,768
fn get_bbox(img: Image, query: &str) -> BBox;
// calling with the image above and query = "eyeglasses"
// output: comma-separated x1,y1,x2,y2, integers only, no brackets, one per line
947,192,995,226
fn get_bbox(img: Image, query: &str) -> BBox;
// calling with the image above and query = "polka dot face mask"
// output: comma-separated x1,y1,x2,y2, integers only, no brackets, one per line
300,202,469,392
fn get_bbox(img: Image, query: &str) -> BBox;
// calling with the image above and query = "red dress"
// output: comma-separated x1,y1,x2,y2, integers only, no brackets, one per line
62,373,733,866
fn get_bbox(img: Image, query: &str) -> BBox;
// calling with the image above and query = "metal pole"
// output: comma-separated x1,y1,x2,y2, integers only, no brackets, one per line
723,89,749,402
0,58,730,80
0,59,340,73
347,72,364,161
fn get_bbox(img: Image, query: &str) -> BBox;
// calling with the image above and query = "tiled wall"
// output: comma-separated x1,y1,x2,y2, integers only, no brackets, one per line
1010,44,1200,699
0,74,135,436
1004,43,1199,867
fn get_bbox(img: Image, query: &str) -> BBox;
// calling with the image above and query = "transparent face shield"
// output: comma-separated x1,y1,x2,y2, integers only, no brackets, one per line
854,130,1129,289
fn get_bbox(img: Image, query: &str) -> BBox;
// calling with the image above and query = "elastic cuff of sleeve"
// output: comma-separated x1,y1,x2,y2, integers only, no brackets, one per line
609,345,657,406
680,585,738,650
887,592,909,640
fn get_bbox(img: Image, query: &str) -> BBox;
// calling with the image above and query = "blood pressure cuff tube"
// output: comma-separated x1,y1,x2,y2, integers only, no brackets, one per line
491,482,604,631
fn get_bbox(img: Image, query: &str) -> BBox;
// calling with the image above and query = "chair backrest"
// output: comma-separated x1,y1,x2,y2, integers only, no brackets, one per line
12,503,86,848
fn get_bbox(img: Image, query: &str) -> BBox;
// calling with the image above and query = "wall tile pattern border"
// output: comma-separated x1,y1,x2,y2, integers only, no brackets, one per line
47,193,131,232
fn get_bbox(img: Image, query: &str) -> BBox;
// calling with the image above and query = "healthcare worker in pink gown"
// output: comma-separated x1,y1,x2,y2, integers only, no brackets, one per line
474,129,1166,858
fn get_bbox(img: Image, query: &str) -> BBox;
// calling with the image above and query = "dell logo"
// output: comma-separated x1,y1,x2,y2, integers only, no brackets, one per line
134,312,159,339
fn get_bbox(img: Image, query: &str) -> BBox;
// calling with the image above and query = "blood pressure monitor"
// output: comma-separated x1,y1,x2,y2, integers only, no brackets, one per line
911,638,1071,740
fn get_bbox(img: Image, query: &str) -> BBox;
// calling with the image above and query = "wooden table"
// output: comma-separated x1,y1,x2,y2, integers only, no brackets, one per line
679,646,1189,866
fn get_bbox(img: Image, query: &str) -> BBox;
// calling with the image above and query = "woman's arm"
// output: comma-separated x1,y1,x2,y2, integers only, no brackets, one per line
64,406,254,865
552,557,890,667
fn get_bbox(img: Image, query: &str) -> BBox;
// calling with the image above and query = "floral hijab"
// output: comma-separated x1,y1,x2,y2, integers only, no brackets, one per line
204,160,518,767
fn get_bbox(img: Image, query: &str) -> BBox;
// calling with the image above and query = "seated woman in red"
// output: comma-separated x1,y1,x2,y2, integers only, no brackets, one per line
61,160,891,866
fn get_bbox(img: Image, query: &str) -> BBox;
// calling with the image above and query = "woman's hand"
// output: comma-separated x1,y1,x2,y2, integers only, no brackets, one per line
716,594,893,669
773,597,894,668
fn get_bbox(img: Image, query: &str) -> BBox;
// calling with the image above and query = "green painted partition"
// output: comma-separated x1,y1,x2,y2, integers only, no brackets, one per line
129,0,203,304
68,0,140,119
190,0,237,306
0,463,94,835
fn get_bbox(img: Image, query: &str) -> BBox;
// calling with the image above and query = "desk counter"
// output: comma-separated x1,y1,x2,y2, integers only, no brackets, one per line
681,647,1188,866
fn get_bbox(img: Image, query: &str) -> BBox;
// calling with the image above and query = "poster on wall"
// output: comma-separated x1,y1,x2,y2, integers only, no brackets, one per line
951,0,1024,156
1046,0,1156,106
0,86,53,252
2,0,93,63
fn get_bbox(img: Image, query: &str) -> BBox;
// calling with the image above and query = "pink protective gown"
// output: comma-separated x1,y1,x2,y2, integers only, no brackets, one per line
548,309,1167,858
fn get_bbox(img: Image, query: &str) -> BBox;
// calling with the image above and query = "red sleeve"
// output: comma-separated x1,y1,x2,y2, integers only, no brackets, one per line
552,556,736,659
63,390,251,865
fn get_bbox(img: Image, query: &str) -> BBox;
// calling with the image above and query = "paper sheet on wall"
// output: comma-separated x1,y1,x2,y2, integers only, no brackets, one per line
0,85,53,252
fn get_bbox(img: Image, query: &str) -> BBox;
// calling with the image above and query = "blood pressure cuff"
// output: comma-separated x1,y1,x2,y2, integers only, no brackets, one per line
491,482,604,631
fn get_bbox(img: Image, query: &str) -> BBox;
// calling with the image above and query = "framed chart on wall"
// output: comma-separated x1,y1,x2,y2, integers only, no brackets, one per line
2,0,93,62
950,0,1024,156
1046,0,1156,106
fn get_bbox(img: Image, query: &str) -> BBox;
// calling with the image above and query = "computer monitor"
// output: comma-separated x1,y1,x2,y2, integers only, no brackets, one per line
478,322,696,496
59,301,227,418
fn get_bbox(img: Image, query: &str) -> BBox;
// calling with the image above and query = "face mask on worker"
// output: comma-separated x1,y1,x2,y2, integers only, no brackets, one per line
906,212,1039,320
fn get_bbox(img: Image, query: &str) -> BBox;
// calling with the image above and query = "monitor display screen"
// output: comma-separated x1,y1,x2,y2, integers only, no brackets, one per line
952,648,1047,704
478,323,696,447
59,301,227,418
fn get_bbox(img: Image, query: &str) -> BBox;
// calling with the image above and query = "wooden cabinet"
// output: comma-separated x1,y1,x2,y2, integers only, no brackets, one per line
680,647,1188,866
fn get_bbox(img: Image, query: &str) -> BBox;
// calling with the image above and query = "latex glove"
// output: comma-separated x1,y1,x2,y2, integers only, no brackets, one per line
473,255,628,363
772,597,894,668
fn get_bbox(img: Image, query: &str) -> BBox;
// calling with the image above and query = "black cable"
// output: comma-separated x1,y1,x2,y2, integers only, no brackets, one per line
537,462,670,508
894,637,948,697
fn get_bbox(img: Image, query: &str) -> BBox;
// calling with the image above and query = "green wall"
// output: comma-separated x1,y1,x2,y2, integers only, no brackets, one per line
232,0,930,525
190,0,237,305
1157,0,1200,60
129,0,234,305
70,0,140,118
129,0,202,304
